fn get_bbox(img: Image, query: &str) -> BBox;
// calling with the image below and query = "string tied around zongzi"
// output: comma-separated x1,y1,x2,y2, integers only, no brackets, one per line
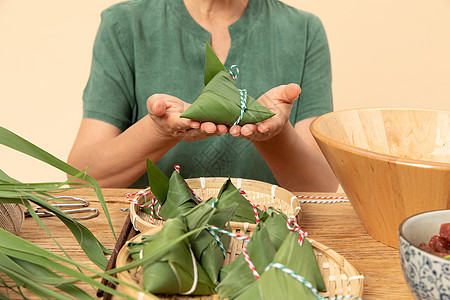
238,188,261,224
287,217,308,246
179,246,200,295
208,225,261,279
125,190,166,224
142,196,165,224
148,196,165,224
242,241,261,279
264,263,363,300
174,164,203,204
205,227,227,257
229,65,248,126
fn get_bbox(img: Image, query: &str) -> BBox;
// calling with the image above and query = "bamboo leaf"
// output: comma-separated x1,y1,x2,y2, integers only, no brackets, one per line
191,202,236,284
0,222,215,299
216,179,262,223
158,170,198,220
259,207,289,250
204,42,227,86
0,265,75,300
0,125,116,242
0,254,93,298
19,190,108,269
217,224,276,299
180,44,275,125
236,235,325,300
146,158,169,203
181,71,275,125
0,175,111,268
0,229,140,299
128,219,216,295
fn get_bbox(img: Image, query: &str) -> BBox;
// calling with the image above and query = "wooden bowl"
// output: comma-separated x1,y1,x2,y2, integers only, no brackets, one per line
310,108,450,248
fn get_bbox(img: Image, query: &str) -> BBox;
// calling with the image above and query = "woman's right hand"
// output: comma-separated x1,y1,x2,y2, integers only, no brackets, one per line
147,94,228,142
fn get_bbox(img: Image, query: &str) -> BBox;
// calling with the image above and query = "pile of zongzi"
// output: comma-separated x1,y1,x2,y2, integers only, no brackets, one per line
125,160,326,299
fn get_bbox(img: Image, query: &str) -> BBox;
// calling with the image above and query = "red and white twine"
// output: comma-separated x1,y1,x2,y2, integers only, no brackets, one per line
296,195,349,204
209,226,260,279
239,189,261,224
125,191,165,224
287,217,308,246
242,243,260,279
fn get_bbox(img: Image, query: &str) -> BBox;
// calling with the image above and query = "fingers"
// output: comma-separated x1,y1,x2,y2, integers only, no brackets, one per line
152,98,168,116
200,122,229,135
200,122,218,134
147,94,167,116
216,124,229,135
230,124,258,137
147,94,202,136
257,122,270,134
230,125,240,136
284,83,302,102
259,83,301,106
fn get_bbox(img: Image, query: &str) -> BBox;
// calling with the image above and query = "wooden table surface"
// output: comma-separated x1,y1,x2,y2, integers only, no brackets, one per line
2,188,414,299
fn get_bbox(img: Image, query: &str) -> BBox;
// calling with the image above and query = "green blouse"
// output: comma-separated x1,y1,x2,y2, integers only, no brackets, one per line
82,0,333,187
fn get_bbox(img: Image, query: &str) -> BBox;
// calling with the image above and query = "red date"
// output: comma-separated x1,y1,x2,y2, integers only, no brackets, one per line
418,223,450,258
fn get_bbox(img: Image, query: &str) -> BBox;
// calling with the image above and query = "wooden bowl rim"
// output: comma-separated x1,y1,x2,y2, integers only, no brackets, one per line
310,107,450,169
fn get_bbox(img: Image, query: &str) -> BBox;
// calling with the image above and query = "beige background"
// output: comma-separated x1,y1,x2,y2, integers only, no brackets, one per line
1,0,449,184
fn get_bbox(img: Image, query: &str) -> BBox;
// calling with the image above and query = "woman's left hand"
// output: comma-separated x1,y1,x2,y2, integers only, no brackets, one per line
229,83,301,141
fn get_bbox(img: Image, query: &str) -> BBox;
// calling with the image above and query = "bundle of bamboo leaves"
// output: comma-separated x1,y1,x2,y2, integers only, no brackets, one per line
128,159,326,299
0,125,158,299
180,43,275,125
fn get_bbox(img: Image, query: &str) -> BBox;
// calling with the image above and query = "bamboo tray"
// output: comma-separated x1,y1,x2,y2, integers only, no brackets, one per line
116,224,364,299
130,177,301,232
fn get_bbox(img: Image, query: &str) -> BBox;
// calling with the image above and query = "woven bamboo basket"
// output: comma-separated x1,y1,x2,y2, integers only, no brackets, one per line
130,177,301,233
116,224,364,299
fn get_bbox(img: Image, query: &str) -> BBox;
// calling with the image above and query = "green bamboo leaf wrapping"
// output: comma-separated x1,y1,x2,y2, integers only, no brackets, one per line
215,179,262,223
204,42,227,86
146,158,169,204
217,224,276,299
128,235,155,261
128,204,239,296
181,71,275,125
236,234,325,300
140,197,162,220
259,207,289,250
141,218,216,295
191,201,236,284
158,170,199,220
275,235,326,292
180,43,275,125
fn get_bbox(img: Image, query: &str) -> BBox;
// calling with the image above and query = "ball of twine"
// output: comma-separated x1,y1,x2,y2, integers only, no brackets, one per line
0,203,25,235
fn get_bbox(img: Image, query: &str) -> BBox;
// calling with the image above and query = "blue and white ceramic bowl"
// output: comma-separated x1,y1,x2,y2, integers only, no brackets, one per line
399,209,450,300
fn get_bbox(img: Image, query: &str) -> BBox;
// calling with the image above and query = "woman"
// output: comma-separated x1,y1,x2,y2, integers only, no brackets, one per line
67,0,339,192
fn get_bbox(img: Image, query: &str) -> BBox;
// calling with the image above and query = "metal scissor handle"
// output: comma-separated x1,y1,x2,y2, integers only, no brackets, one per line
30,207,100,220
25,196,100,220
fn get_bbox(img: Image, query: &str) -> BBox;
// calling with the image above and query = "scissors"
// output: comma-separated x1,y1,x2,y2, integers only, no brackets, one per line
25,196,100,220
